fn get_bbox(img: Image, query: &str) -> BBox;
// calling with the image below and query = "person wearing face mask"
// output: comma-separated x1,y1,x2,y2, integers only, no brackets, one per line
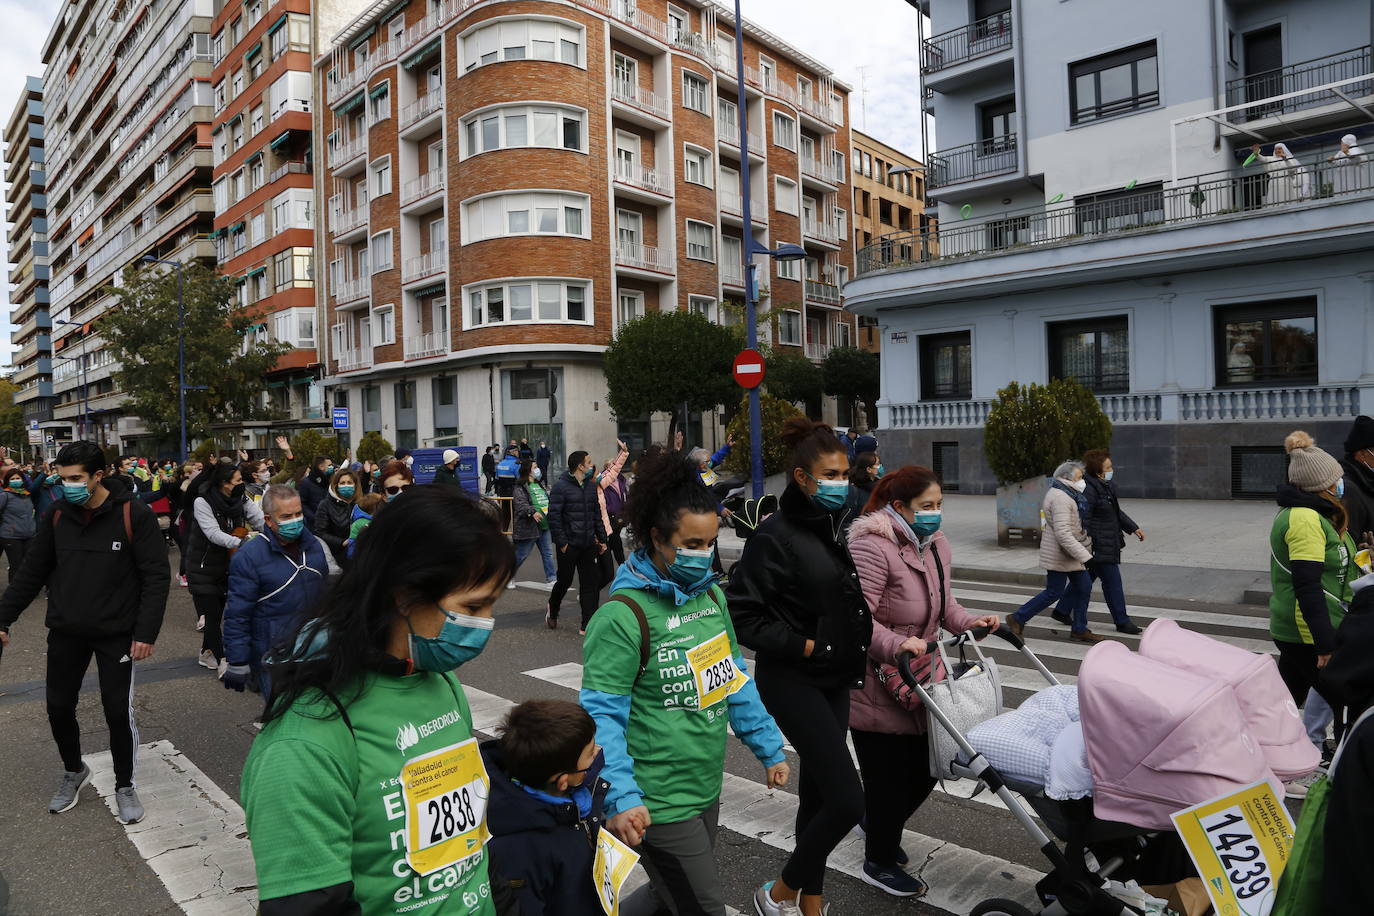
1340,415,1374,552
727,417,871,916
1005,461,1103,645
221,485,328,702
582,451,787,916
296,455,334,528
379,458,415,506
841,451,882,535
547,449,609,633
1050,449,1144,635
242,460,271,503
0,467,37,580
0,441,169,827
186,462,265,673
481,700,610,916
242,487,515,916
512,460,558,591
1269,431,1363,798
313,468,360,569
846,466,1000,897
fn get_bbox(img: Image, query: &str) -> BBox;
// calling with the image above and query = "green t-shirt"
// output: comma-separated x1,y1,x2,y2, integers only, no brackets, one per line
527,482,550,531
581,585,743,824
1269,505,1358,645
242,671,496,916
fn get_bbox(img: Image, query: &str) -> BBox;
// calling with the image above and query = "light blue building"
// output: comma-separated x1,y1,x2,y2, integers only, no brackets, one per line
849,0,1374,499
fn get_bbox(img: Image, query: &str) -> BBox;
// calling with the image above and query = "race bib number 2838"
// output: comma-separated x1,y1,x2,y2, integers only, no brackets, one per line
400,738,491,876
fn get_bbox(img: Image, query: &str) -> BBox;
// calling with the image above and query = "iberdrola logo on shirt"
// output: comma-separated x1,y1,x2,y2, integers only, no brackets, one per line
396,722,420,752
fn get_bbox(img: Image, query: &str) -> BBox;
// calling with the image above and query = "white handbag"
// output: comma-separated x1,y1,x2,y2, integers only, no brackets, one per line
926,634,1003,779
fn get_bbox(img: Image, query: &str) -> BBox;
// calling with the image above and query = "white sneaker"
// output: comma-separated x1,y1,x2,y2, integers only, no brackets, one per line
1284,771,1322,799
506,581,517,590
198,649,217,670
196,615,205,632
753,882,802,916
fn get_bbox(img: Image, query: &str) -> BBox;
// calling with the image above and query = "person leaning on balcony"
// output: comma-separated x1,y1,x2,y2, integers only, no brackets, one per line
1328,134,1366,196
1004,461,1105,645
1252,142,1311,205
1340,415,1374,557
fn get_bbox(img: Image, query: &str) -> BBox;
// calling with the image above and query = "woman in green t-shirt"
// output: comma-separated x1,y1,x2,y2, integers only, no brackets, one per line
242,487,515,916
581,451,789,916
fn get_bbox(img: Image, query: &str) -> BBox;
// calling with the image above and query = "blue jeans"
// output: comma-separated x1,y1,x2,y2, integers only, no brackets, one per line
514,529,557,581
1013,569,1091,634
1054,561,1134,627
1303,687,1333,749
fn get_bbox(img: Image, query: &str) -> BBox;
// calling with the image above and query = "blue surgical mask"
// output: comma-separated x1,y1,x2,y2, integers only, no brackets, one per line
909,510,942,538
875,464,886,479
583,466,596,483
668,545,715,586
1104,471,1115,482
1335,479,1345,499
63,481,93,506
277,518,305,541
337,485,356,499
46,474,60,486
408,612,494,671
7,480,24,490
805,473,849,510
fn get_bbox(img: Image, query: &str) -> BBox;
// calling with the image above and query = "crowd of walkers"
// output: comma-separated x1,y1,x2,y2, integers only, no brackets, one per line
2,410,1373,915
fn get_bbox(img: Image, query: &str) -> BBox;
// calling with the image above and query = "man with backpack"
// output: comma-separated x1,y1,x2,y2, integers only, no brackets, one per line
0,441,170,825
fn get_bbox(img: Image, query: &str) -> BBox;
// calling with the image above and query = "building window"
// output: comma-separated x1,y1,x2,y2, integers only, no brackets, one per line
774,177,798,215
777,310,802,345
979,96,1016,152
772,112,797,151
684,145,711,187
1214,298,1318,387
777,256,800,281
932,442,961,492
618,290,644,325
682,72,710,114
371,156,391,196
920,331,972,400
461,191,591,244
666,4,688,40
460,104,586,158
465,279,592,327
1069,41,1159,124
369,84,391,124
1049,316,1130,394
1231,447,1287,499
461,19,584,71
374,305,396,345
688,295,716,321
370,231,394,272
1074,183,1164,236
685,220,715,262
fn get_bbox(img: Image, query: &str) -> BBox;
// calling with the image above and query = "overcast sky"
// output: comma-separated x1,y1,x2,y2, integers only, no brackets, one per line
0,0,927,368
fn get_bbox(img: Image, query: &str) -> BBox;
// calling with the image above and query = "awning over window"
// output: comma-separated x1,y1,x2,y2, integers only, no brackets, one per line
333,93,365,115
266,13,288,35
411,281,446,298
246,41,263,60
368,82,389,99
348,25,376,49
246,265,267,278
401,38,441,70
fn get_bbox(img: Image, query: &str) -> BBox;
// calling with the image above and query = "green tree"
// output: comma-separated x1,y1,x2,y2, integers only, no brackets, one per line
822,346,880,420
356,430,395,465
0,378,27,457
603,310,738,442
765,349,824,408
983,382,1071,484
721,392,804,476
1049,378,1113,458
106,262,289,445
190,438,222,464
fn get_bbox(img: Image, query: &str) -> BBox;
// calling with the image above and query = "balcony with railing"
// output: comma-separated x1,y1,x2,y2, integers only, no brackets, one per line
616,242,674,274
1224,45,1373,123
403,247,447,282
328,135,367,169
922,12,1013,74
614,160,669,195
400,92,443,130
401,171,445,207
927,135,1018,190
267,161,311,185
404,329,449,360
802,215,841,244
857,156,1374,276
801,156,841,186
331,205,368,238
717,118,765,153
611,80,671,120
721,262,744,287
333,277,369,304
805,279,841,304
336,347,374,372
328,66,367,104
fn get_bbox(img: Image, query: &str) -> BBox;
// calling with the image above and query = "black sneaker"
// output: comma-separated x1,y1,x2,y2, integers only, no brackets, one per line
860,861,927,898
1115,622,1143,635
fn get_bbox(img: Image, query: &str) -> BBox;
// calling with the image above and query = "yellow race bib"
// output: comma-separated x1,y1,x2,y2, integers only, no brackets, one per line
685,632,748,710
400,738,491,876
592,828,640,916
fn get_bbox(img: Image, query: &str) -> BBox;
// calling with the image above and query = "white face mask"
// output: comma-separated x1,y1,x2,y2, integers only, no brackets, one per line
1068,478,1087,492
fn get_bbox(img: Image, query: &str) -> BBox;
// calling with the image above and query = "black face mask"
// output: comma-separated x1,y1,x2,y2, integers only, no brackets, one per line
230,484,246,502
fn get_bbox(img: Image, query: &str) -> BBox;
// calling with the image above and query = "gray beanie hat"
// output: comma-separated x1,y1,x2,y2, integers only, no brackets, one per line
1285,430,1343,492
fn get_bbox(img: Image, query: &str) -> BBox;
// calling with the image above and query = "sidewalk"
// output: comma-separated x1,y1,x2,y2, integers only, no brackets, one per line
718,494,1276,607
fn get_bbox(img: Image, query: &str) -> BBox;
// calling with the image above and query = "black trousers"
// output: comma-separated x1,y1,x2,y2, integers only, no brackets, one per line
851,729,938,865
0,536,29,580
1275,639,1322,706
549,544,601,628
46,629,138,788
755,660,865,895
607,527,626,565
194,589,227,659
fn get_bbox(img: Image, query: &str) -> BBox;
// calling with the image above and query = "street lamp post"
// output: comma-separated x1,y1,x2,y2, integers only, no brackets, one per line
733,0,806,500
143,256,189,462
54,319,90,441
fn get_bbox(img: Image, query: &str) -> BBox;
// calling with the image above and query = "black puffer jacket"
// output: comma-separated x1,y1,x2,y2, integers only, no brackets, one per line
727,483,872,689
185,487,248,596
548,472,605,548
1081,475,1139,565
1341,455,1374,546
313,493,354,565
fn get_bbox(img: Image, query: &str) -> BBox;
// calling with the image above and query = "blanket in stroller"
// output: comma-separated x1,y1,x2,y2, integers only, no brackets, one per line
966,685,1094,800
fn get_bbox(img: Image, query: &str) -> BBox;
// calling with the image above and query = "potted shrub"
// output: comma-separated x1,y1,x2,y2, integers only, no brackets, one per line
983,379,1111,545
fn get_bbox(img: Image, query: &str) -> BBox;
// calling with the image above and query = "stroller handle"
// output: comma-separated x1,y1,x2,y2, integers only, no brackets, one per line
896,624,1059,692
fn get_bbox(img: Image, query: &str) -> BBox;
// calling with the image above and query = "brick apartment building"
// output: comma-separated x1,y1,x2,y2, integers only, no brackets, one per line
317,0,857,467
6,77,53,442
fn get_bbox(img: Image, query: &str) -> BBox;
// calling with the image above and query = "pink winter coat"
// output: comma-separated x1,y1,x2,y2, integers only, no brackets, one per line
848,509,982,734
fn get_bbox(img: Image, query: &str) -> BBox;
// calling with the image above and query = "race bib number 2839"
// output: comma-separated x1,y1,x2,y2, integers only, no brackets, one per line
685,632,748,710
400,738,491,876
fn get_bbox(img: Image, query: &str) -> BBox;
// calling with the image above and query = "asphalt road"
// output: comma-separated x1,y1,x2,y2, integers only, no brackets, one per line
0,551,1274,916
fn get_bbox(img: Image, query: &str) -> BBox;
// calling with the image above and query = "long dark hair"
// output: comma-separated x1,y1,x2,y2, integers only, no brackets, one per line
621,451,718,551
864,465,942,515
261,486,516,725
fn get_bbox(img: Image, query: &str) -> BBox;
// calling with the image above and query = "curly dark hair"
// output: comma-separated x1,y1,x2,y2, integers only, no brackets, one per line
621,450,719,551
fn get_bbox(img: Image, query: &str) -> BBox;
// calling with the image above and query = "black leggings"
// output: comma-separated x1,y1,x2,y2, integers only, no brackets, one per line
1274,639,1322,706
755,660,865,895
851,729,937,865
46,629,138,788
195,590,227,659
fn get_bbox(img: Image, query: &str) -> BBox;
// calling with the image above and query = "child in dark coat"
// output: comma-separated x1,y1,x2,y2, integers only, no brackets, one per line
482,700,610,916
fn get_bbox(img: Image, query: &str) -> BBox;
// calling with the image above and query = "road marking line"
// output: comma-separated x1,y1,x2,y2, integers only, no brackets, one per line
953,588,1270,631
465,684,1043,916
88,739,258,916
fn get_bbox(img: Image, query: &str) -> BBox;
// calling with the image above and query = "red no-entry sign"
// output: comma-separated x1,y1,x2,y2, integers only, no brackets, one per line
732,349,766,388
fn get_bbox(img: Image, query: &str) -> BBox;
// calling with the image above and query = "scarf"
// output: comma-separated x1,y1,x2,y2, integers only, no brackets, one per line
516,781,594,819
1053,479,1089,519
610,548,719,607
